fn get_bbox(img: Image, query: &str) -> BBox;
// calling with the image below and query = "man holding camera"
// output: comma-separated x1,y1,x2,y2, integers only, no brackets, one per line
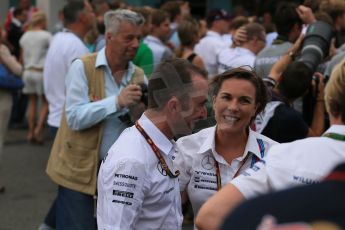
46,9,146,229
97,58,208,229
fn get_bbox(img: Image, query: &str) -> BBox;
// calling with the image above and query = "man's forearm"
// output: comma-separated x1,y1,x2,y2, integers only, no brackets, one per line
310,97,325,136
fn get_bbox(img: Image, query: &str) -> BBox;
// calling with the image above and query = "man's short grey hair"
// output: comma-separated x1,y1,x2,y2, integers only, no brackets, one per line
104,9,145,35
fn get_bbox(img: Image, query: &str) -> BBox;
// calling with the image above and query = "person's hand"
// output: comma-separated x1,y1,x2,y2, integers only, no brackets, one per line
296,5,316,25
312,72,325,100
117,84,142,108
232,26,247,47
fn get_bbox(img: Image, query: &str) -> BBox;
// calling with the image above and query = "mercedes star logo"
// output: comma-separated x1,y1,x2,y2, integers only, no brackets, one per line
201,155,215,170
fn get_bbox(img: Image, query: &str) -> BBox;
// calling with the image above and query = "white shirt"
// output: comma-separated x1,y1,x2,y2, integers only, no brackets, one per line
222,33,233,47
174,126,277,222
143,35,173,70
43,31,89,127
97,114,183,230
217,46,256,74
232,125,345,199
194,31,228,77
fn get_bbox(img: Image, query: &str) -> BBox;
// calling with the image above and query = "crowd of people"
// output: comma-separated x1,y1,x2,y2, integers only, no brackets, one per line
1,0,345,229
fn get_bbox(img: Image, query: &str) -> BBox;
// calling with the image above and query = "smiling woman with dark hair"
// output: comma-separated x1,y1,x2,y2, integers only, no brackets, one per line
196,56,345,230
174,67,277,228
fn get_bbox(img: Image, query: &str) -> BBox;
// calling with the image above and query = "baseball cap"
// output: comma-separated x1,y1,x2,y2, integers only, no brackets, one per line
207,9,232,24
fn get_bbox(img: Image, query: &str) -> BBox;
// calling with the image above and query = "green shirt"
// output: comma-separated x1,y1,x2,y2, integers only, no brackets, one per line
133,42,154,77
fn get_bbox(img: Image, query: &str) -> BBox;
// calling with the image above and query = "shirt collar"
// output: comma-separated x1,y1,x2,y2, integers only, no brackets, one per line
196,126,265,160
170,22,178,30
145,35,164,45
95,47,135,83
324,125,345,136
235,47,256,57
197,126,217,154
206,30,222,38
244,128,266,160
137,113,174,156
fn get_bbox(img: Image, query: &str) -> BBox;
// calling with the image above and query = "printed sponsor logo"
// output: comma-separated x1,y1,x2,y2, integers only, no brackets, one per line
164,187,174,194
113,181,136,189
194,184,217,191
113,189,134,198
200,179,217,184
194,175,216,185
195,170,216,176
112,199,132,206
251,165,260,172
256,56,280,65
293,176,319,185
201,155,215,170
114,173,138,181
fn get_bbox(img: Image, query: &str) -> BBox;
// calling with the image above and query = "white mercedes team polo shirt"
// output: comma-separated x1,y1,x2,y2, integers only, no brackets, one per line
174,126,277,219
97,114,182,230
232,125,345,199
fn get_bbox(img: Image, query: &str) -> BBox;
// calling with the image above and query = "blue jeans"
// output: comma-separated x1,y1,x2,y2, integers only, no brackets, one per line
49,126,58,137
44,127,96,229
55,186,96,230
43,125,58,228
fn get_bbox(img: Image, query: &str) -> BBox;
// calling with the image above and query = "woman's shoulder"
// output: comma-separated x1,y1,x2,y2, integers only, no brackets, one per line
177,126,215,149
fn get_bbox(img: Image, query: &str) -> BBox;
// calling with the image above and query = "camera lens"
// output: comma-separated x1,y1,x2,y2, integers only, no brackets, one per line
298,21,333,72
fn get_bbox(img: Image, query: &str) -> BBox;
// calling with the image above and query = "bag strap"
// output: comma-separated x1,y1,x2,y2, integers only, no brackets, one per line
80,53,105,101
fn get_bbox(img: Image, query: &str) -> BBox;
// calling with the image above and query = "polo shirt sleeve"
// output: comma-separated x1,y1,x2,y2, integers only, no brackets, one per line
97,155,149,230
231,143,293,199
231,161,271,199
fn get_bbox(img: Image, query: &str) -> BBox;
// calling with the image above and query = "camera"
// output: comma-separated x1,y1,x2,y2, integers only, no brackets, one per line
118,83,148,126
138,83,148,107
298,21,333,73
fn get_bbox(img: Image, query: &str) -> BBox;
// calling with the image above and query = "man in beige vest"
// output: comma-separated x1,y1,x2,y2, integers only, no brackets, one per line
46,9,146,229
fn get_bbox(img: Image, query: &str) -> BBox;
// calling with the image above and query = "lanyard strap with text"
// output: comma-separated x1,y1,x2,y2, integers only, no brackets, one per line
135,121,180,178
323,132,345,141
